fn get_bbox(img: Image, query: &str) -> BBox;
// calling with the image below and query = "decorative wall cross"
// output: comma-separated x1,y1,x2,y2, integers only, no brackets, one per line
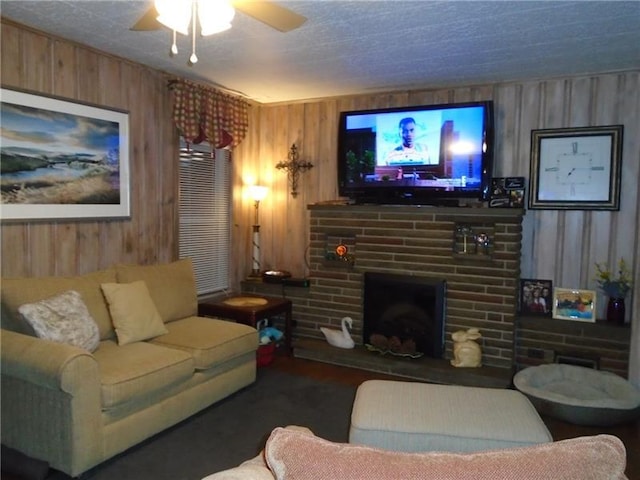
275,144,313,198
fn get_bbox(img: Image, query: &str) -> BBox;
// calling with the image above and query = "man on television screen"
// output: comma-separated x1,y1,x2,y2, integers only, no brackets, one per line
385,117,431,165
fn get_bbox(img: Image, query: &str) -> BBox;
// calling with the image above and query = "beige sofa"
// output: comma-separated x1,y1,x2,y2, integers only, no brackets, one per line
203,426,628,480
0,259,258,477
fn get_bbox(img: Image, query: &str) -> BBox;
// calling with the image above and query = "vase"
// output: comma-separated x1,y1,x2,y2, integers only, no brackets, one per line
606,297,626,325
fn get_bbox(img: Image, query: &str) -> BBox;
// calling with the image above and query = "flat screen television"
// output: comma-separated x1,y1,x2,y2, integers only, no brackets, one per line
337,101,494,205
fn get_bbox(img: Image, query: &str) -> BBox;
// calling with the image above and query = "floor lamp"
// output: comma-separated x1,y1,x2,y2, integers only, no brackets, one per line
249,185,268,277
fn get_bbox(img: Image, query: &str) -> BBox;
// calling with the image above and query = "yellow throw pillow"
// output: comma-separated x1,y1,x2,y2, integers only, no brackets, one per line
101,281,168,346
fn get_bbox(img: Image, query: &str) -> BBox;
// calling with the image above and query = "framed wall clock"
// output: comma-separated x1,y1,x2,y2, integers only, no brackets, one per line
528,125,623,210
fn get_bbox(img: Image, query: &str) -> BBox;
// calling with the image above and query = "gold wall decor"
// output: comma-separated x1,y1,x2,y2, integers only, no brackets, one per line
275,144,313,198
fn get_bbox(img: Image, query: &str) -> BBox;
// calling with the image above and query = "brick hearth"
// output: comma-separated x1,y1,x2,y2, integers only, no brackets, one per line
294,338,513,388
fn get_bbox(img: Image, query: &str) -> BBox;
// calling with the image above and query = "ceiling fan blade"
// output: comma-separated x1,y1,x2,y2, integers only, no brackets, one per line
233,0,307,32
130,5,162,31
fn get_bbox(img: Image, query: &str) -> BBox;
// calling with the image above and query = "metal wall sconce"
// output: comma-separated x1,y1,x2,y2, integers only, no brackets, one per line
275,144,313,198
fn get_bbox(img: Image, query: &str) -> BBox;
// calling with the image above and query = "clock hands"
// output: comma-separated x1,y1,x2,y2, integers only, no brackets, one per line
544,166,602,173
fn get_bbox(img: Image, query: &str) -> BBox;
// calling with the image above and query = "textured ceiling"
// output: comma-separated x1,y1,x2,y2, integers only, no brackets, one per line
1,0,639,104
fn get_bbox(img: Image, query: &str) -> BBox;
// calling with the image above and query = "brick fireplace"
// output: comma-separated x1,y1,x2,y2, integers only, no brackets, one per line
303,204,524,369
241,204,631,384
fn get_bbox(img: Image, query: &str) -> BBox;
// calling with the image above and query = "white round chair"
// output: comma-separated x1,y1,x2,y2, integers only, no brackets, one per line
513,364,640,426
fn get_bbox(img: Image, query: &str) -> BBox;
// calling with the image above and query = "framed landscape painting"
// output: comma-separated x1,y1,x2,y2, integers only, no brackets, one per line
0,88,130,221
552,288,597,322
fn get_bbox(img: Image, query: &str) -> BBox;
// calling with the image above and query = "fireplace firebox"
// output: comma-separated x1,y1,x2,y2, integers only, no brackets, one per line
363,272,446,358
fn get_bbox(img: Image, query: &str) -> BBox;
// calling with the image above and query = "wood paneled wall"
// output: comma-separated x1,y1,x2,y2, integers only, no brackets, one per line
232,72,640,384
1,19,179,276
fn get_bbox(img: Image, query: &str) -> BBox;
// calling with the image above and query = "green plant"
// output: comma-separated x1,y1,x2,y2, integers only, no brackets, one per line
594,257,632,298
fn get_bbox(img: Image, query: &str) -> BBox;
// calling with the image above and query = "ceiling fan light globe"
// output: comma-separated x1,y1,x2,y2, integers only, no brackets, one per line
155,0,191,35
198,0,235,36
200,22,232,36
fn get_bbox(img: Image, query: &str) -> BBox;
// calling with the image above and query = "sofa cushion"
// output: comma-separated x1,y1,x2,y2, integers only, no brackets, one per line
17,290,100,352
94,340,195,410
101,281,168,345
149,316,258,370
265,427,628,480
1,268,117,340
115,259,197,323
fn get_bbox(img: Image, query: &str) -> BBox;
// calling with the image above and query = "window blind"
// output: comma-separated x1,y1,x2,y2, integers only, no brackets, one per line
179,144,231,295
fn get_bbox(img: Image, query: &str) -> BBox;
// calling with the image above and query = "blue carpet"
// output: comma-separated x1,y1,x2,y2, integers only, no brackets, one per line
78,369,356,480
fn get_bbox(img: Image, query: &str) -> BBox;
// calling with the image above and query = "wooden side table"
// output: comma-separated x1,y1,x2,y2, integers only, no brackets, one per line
198,295,293,354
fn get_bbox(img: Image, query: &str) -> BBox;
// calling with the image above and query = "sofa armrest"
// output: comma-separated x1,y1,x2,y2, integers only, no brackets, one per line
0,329,104,477
2,328,96,391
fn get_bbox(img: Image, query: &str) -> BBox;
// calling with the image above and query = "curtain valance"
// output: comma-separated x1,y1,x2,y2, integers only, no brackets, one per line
170,79,249,149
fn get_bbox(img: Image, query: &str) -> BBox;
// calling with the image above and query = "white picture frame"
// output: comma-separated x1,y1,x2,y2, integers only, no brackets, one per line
552,287,597,323
1,88,130,221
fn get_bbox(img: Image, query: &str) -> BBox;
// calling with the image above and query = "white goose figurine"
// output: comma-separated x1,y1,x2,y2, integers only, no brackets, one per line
320,317,355,349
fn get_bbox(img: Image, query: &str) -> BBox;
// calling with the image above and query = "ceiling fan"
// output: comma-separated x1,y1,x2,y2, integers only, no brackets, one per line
131,0,307,34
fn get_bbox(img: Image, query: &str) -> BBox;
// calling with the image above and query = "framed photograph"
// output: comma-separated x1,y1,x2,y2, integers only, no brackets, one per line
519,279,553,316
490,176,526,208
552,288,597,322
528,125,623,210
1,88,130,221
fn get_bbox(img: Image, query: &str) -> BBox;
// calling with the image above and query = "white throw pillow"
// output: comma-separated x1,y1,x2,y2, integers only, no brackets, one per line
18,290,100,352
101,280,168,345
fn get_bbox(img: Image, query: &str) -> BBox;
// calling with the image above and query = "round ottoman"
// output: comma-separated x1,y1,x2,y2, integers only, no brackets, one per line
514,364,640,426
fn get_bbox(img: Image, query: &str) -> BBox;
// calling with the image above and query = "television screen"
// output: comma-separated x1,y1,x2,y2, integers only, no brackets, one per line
337,101,494,205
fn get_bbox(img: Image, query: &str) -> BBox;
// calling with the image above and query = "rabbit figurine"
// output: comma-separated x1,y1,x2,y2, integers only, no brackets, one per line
450,328,482,368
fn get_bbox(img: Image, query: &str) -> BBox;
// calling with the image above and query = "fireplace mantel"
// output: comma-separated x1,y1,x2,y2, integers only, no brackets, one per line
308,203,523,217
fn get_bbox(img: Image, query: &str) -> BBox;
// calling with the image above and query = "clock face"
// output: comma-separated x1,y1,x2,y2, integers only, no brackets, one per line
537,135,612,202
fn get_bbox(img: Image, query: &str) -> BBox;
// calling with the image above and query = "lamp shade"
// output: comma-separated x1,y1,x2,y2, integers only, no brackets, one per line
249,185,268,202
